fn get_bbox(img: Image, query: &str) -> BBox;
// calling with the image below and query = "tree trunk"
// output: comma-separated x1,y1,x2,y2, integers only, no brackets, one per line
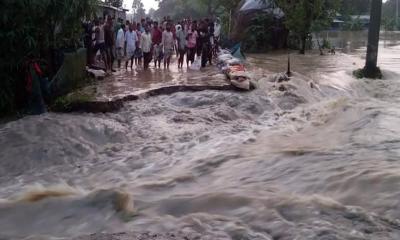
364,0,382,78
207,0,212,16
316,33,324,55
300,34,306,54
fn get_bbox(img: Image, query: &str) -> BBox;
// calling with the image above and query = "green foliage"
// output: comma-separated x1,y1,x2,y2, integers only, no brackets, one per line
105,0,123,8
132,0,146,21
353,67,382,79
353,68,365,79
321,38,331,49
0,0,96,116
286,32,313,51
382,0,400,30
382,17,397,31
243,14,274,52
340,0,371,16
154,0,240,26
51,90,94,112
155,0,206,20
276,0,340,53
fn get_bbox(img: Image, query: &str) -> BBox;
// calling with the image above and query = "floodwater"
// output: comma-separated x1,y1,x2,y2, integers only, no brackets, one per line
1,31,400,240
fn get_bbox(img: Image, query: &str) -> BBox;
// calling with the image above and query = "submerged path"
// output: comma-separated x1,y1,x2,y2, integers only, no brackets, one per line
60,64,237,113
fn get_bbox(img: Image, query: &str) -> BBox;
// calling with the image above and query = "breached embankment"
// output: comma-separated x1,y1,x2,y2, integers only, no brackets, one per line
3,45,400,240
51,84,237,113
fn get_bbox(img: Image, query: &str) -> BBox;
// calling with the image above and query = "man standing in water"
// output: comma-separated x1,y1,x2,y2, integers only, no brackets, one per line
104,16,116,72
176,24,186,69
198,20,211,68
125,24,138,69
135,23,143,66
140,25,152,70
152,21,163,68
93,18,109,72
186,23,198,67
115,24,125,69
162,23,174,69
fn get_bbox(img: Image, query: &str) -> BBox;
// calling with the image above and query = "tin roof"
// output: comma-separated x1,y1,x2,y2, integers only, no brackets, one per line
97,3,128,12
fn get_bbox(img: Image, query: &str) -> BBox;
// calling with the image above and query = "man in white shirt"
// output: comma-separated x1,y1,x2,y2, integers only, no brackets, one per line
214,18,222,55
175,24,186,69
162,23,174,68
124,24,138,69
116,24,125,68
140,25,152,70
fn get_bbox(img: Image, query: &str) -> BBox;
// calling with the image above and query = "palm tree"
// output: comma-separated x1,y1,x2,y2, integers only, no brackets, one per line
364,0,383,78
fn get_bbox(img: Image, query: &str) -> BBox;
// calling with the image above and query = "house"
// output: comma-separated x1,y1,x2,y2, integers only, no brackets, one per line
96,3,129,21
232,0,287,49
350,15,370,29
239,0,284,18
331,19,345,30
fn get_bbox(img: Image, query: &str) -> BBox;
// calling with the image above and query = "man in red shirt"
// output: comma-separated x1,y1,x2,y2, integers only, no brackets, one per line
151,21,163,68
151,21,162,45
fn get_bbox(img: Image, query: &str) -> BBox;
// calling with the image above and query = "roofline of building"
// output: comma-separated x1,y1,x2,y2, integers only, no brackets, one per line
97,3,129,12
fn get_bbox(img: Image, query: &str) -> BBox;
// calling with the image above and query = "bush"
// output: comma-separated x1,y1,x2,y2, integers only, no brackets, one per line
382,17,397,31
321,38,331,49
0,0,95,116
51,91,94,112
242,14,274,52
353,67,383,79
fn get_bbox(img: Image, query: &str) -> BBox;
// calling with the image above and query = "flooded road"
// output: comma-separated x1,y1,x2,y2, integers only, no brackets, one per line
1,32,400,239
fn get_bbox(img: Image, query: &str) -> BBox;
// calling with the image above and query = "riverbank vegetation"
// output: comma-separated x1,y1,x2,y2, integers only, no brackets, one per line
0,0,95,116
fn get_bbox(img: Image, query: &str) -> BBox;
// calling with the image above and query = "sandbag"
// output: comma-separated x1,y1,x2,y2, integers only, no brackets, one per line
217,54,233,62
229,71,251,90
87,67,106,79
226,58,242,65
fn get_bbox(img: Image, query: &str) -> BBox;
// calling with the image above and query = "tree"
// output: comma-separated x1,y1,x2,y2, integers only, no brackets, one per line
382,0,400,29
105,0,123,8
311,0,341,55
364,0,383,78
155,0,205,20
154,0,240,35
132,0,146,21
148,8,156,19
199,0,216,16
276,0,340,54
340,0,371,16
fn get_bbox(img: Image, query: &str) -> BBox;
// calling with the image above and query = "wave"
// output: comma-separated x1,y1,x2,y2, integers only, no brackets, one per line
0,185,135,239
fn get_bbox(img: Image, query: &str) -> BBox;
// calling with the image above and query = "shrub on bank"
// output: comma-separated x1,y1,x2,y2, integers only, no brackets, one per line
0,0,95,117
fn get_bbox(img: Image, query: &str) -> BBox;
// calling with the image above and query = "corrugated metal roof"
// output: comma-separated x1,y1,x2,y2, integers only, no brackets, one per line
239,0,283,18
97,3,128,12
239,0,277,11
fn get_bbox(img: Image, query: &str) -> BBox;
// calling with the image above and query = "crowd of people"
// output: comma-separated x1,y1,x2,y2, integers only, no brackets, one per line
84,16,222,73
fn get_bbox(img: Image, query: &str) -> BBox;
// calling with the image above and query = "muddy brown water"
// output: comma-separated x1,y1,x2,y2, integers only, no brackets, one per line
1,32,400,240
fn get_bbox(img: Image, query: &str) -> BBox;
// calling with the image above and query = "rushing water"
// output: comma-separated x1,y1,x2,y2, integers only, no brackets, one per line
1,32,400,240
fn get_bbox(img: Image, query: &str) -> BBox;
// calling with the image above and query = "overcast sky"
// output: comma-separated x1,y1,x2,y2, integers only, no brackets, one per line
124,0,158,13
